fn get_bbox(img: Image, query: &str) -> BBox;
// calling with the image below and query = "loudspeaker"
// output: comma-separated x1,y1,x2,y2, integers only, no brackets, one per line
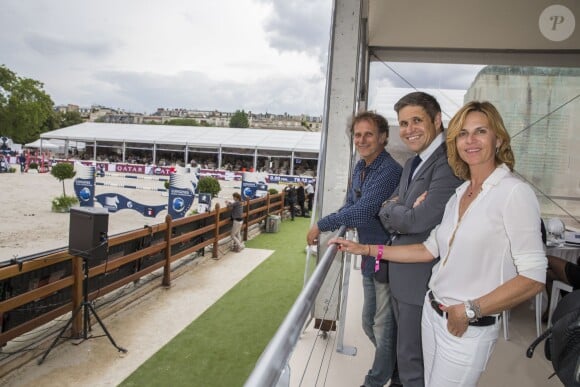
69,207,109,261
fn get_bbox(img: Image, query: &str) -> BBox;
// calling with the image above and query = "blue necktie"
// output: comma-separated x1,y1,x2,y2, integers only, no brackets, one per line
408,155,421,185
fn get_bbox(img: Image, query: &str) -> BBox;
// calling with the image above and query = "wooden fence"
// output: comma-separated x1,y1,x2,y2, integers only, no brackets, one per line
0,193,284,350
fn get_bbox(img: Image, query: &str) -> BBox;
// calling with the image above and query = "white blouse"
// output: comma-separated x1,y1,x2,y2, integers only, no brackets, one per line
424,164,547,306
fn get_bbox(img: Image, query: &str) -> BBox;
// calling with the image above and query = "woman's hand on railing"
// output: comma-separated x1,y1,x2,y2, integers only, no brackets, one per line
328,237,367,256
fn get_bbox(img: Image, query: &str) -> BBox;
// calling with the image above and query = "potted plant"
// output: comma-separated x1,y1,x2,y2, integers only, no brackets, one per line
28,161,39,173
50,163,78,212
51,195,79,213
198,176,221,198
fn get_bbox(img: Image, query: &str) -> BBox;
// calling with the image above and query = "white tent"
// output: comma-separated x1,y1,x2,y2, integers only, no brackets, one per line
24,139,59,150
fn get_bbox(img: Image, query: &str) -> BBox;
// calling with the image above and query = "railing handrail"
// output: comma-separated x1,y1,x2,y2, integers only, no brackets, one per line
244,225,347,387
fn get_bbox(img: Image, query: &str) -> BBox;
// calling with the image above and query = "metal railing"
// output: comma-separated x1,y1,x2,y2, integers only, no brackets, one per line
244,225,347,387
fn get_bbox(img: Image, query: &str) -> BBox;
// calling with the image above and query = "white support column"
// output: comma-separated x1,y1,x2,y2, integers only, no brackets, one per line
312,0,365,330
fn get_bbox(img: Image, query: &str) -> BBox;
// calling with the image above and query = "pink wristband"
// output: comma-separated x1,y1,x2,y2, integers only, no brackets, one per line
374,245,384,272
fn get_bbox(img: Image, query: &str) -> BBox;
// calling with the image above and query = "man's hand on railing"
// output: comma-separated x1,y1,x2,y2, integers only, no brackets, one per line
306,223,320,245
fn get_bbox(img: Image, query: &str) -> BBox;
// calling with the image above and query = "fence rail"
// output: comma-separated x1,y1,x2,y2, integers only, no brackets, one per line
0,193,284,354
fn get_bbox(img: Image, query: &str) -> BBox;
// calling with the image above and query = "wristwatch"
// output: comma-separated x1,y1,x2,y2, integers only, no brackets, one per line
464,301,477,322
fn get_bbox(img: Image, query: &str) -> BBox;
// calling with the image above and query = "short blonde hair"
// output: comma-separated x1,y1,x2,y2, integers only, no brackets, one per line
446,101,515,180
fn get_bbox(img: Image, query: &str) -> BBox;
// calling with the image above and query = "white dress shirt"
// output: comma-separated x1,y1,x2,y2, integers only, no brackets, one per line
424,164,547,306
411,132,445,180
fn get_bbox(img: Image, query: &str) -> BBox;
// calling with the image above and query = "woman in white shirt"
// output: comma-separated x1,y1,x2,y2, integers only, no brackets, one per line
330,101,547,386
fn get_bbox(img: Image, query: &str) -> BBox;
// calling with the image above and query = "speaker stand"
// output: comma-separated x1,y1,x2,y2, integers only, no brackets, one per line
38,257,127,365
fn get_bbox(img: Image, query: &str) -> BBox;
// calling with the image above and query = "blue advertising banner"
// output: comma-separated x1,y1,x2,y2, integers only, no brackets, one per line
241,172,269,200
73,163,95,207
94,193,166,217
167,173,195,219
266,174,315,185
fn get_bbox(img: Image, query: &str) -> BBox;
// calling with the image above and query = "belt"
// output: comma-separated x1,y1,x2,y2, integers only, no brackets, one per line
428,291,499,327
234,218,243,222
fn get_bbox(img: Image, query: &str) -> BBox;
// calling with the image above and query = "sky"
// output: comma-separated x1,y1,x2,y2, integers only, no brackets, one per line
0,0,483,117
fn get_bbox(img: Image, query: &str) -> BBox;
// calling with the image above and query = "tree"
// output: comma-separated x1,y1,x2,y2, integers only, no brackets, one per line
165,118,200,126
0,65,56,144
50,162,76,197
57,111,84,128
229,110,249,128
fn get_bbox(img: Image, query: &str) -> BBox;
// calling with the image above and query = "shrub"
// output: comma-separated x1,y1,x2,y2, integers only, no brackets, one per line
164,180,170,189
51,195,79,213
198,176,221,197
8,167,16,173
268,188,279,195
29,162,38,170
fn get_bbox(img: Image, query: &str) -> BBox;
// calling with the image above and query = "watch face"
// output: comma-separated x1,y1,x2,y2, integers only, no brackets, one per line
465,302,476,319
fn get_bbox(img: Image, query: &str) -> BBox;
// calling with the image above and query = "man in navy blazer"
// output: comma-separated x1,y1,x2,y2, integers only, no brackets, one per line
379,92,462,387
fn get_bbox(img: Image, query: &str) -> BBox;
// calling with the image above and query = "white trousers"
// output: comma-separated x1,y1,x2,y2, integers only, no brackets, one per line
421,295,500,387
231,220,244,249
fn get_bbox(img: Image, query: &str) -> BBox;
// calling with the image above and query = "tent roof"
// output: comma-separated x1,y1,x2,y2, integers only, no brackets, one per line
24,139,59,149
40,123,321,153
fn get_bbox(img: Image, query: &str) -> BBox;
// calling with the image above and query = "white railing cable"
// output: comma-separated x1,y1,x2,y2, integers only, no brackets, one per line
297,263,342,387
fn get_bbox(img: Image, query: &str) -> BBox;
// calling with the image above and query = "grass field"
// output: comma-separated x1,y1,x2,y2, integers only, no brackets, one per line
120,216,312,387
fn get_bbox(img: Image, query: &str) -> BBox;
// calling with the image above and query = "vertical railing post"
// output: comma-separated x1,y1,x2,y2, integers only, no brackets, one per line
213,204,221,259
162,215,172,287
243,198,250,242
281,191,286,218
71,256,83,337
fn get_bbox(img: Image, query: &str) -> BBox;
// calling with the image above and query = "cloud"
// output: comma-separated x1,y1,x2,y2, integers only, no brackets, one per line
0,0,333,116
73,70,326,116
24,34,115,57
259,0,331,60
370,62,485,90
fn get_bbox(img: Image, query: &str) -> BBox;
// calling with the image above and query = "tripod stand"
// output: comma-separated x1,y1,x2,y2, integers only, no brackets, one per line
38,256,127,365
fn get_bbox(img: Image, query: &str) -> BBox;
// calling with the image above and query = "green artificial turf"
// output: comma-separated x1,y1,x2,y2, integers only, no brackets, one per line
120,216,312,387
